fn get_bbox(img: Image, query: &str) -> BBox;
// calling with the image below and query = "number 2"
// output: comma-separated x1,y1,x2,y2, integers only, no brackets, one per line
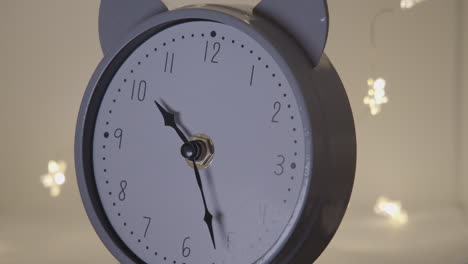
272,101,281,123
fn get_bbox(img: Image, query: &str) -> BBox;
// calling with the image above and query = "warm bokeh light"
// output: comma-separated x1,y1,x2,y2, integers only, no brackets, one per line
401,0,428,9
374,196,409,226
364,78,389,116
41,160,67,197
54,173,66,185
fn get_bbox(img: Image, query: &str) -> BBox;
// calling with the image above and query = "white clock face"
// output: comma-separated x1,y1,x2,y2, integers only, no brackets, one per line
92,21,309,264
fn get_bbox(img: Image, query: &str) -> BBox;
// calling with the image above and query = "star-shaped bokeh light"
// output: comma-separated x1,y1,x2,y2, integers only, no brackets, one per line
364,78,389,116
41,160,67,197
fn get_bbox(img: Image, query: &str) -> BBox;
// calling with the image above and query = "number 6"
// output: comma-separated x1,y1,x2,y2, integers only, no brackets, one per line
182,237,191,257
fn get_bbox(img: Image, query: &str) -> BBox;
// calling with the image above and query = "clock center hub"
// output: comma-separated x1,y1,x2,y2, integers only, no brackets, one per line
182,134,215,169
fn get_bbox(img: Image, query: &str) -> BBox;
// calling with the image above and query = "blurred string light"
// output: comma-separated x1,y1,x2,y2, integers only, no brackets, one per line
401,0,428,10
374,196,409,226
364,78,389,116
365,1,430,115
41,160,67,197
367,8,394,116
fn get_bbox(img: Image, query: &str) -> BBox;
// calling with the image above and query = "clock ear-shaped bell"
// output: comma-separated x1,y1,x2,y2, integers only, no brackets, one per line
99,0,328,66
254,0,329,67
99,0,167,55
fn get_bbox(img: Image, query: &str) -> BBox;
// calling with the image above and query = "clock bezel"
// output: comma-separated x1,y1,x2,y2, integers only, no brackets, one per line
75,6,355,264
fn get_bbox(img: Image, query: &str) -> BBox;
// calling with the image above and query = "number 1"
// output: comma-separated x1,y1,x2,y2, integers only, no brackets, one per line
250,65,255,86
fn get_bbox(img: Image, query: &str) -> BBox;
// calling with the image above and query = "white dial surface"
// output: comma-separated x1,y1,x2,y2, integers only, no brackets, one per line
93,21,308,264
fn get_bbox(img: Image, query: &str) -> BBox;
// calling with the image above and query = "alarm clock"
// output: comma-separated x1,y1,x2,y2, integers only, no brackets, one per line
75,0,356,263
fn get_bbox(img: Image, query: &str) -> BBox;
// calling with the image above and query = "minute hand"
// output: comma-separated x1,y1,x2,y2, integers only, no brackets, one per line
192,160,216,249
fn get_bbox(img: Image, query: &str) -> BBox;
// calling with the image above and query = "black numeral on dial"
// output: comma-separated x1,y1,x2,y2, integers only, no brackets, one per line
204,41,221,63
182,237,191,257
250,65,255,86
114,128,123,149
272,101,281,123
164,52,175,73
119,180,127,201
274,155,285,176
131,80,147,102
143,216,151,238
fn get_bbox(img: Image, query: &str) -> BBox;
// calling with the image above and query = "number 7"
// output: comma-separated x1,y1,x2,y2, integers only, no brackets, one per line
143,216,151,238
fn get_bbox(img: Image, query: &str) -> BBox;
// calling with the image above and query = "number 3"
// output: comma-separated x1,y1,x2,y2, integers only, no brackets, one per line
274,155,285,175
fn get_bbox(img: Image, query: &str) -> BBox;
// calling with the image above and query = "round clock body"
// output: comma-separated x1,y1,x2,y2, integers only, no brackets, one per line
75,6,356,264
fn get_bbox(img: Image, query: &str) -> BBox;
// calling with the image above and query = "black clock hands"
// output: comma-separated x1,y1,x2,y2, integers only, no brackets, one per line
154,101,189,143
154,100,216,249
191,159,216,249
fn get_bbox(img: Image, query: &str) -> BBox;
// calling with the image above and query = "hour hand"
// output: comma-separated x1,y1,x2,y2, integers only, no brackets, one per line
154,100,189,143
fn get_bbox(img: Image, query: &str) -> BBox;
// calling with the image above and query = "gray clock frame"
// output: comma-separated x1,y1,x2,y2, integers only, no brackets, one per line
75,3,356,264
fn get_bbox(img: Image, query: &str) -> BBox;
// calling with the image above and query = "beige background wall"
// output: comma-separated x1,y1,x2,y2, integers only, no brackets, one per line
462,0,468,211
0,0,466,263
